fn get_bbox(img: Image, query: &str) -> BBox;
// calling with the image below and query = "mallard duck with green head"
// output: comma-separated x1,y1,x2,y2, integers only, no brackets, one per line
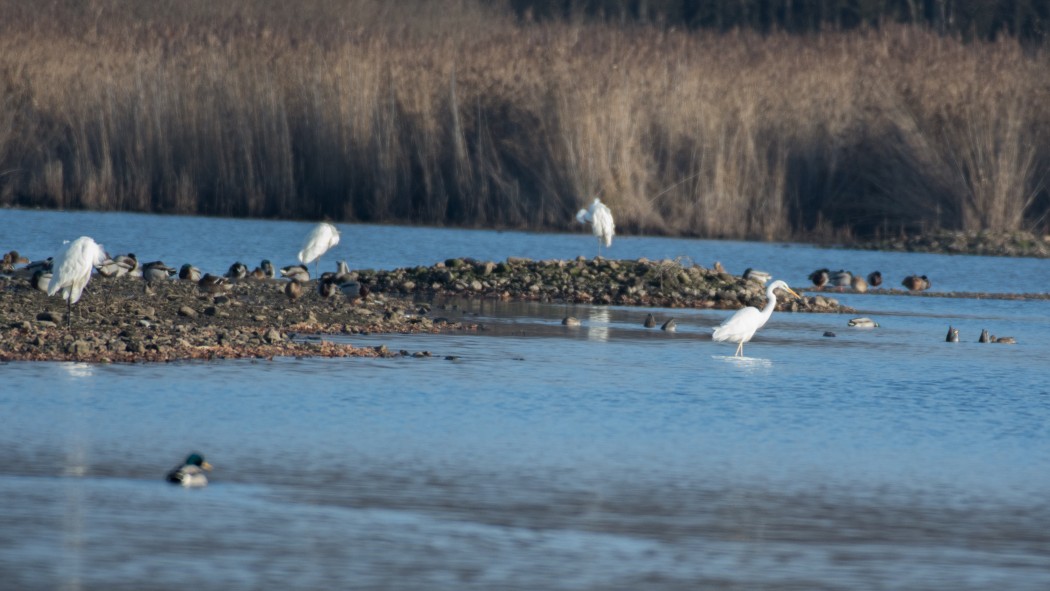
166,453,213,487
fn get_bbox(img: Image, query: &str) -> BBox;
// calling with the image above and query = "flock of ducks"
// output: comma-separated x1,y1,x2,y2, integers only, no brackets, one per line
803,268,930,293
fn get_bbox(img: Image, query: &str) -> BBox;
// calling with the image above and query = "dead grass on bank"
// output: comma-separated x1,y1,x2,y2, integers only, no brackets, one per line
0,0,1048,239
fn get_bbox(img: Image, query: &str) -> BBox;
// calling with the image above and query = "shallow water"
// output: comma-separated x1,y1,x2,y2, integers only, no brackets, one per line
2,208,1049,590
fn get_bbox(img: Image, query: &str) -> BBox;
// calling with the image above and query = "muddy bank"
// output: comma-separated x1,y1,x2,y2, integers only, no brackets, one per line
0,258,851,363
843,230,1050,258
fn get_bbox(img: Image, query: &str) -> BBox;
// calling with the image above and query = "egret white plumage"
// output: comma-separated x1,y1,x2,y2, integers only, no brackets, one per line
575,198,614,257
46,236,106,326
299,222,340,275
712,279,800,357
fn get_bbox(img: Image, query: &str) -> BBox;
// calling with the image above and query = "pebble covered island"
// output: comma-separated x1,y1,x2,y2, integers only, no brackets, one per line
0,256,853,363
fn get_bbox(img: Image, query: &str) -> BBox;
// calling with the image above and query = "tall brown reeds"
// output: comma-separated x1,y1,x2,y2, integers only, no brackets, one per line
0,0,1048,240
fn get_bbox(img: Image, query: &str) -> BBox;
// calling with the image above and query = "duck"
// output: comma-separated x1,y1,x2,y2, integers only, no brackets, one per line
280,264,310,283
1,250,29,272
643,313,657,328
742,268,771,285
97,253,137,278
31,269,52,292
808,268,830,289
829,270,852,288
850,275,868,293
284,278,303,301
946,326,959,342
978,329,991,343
902,275,931,291
661,318,677,332
179,264,202,282
226,262,248,281
166,453,213,488
318,277,339,298
198,273,228,294
867,271,882,287
847,317,879,328
142,261,177,283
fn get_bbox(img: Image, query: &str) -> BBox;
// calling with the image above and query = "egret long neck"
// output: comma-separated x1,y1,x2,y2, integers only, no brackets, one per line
760,284,779,321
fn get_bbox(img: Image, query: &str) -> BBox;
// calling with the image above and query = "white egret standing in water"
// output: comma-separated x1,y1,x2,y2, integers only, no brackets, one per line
712,279,800,357
575,197,614,257
299,222,340,276
47,236,106,326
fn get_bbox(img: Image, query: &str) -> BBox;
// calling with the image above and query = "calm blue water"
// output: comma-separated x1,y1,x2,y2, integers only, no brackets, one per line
2,208,1049,590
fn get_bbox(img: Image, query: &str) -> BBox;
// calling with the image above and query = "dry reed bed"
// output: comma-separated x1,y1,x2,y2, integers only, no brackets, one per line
0,0,1048,239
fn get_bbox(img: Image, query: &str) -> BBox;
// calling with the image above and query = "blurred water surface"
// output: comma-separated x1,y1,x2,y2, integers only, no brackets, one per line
1,208,1048,590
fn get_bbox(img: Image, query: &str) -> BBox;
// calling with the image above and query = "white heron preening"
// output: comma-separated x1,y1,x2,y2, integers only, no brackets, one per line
46,236,106,326
712,279,801,357
299,222,340,276
575,197,614,257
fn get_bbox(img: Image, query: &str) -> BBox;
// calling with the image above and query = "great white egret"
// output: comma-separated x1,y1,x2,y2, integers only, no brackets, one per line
575,198,614,257
867,271,882,287
166,453,213,488
299,222,340,275
808,268,829,289
47,236,106,326
712,279,800,357
902,275,930,291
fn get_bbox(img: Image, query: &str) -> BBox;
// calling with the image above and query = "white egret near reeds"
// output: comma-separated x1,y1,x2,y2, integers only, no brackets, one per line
299,222,340,276
575,197,614,257
46,236,106,327
712,279,801,357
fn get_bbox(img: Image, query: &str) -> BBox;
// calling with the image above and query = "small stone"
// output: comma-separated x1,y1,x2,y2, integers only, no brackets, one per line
178,306,198,318
823,331,836,337
67,340,93,355
263,328,282,344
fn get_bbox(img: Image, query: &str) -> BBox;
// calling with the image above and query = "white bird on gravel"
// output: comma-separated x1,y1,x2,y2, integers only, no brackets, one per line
47,236,106,326
575,197,614,257
299,222,340,275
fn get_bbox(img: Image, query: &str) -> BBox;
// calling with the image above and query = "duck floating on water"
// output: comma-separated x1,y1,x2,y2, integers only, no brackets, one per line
946,326,959,342
848,317,879,328
867,271,882,287
166,453,213,488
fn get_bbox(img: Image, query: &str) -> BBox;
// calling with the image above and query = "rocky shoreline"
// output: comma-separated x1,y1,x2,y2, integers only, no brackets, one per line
0,257,852,363
842,229,1050,258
